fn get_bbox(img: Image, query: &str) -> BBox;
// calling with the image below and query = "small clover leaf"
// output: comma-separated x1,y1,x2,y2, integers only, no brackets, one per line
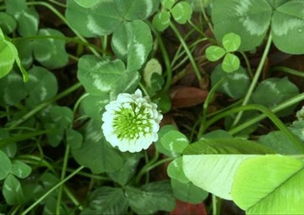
171,1,193,24
222,53,240,73
152,11,171,32
205,45,226,62
161,0,176,9
222,32,241,52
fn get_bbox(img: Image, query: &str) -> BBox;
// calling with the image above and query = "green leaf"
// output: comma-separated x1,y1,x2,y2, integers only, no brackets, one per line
6,0,39,37
0,129,17,158
211,0,272,51
66,129,83,150
252,77,299,113
162,0,175,9
81,187,128,215
11,160,31,179
2,175,24,205
33,28,69,69
272,1,304,54
73,0,102,8
171,179,208,204
171,1,193,24
25,66,58,107
126,181,175,214
80,94,109,122
211,64,250,99
183,155,255,200
205,45,226,62
143,58,162,88
183,138,274,155
0,151,12,180
112,20,153,71
108,153,142,186
0,39,17,79
0,12,17,34
71,120,124,173
65,0,157,37
77,55,139,97
156,126,189,157
222,53,240,73
232,155,304,214
167,157,189,183
152,11,171,32
222,32,241,52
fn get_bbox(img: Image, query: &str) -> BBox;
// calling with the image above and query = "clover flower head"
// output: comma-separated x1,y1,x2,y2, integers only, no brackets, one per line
296,106,304,121
102,89,162,153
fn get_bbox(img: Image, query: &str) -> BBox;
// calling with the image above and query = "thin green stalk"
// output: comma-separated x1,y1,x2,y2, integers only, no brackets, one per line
212,195,218,215
0,130,49,147
239,51,253,77
56,144,70,215
21,166,85,215
135,157,172,184
47,0,66,7
27,1,101,57
204,104,304,152
230,93,304,135
232,34,272,126
170,23,203,82
271,66,304,78
8,82,82,129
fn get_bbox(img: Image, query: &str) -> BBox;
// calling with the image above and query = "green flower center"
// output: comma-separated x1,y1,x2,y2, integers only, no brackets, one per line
113,103,153,140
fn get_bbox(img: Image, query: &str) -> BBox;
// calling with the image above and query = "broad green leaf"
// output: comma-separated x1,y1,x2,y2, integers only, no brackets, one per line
171,1,193,24
6,0,39,37
162,0,175,9
73,0,102,8
71,120,124,173
66,129,83,150
211,64,250,99
81,187,128,215
43,196,67,215
15,39,34,68
155,91,172,113
112,20,153,71
222,32,241,52
171,179,208,204
211,0,272,51
2,175,24,205
272,1,304,54
252,77,299,110
167,157,189,183
0,151,12,180
126,181,175,214
183,155,255,200
0,13,17,34
205,45,226,62
108,153,142,186
25,66,58,107
259,131,300,154
11,160,31,179
0,129,17,158
201,129,233,139
232,155,304,214
222,53,240,73
0,39,17,79
80,94,109,122
156,126,189,157
183,138,274,155
1,73,27,105
266,0,288,8
152,11,171,32
66,0,157,37
33,28,69,69
77,56,139,97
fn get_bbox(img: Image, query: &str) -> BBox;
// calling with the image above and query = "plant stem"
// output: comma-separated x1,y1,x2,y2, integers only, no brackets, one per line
56,144,70,215
170,23,203,83
21,166,85,215
271,66,304,78
230,93,304,135
8,82,82,129
204,104,304,152
232,34,272,127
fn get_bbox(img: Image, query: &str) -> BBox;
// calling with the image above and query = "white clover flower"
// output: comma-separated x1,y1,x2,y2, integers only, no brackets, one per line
297,106,304,121
101,89,163,153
